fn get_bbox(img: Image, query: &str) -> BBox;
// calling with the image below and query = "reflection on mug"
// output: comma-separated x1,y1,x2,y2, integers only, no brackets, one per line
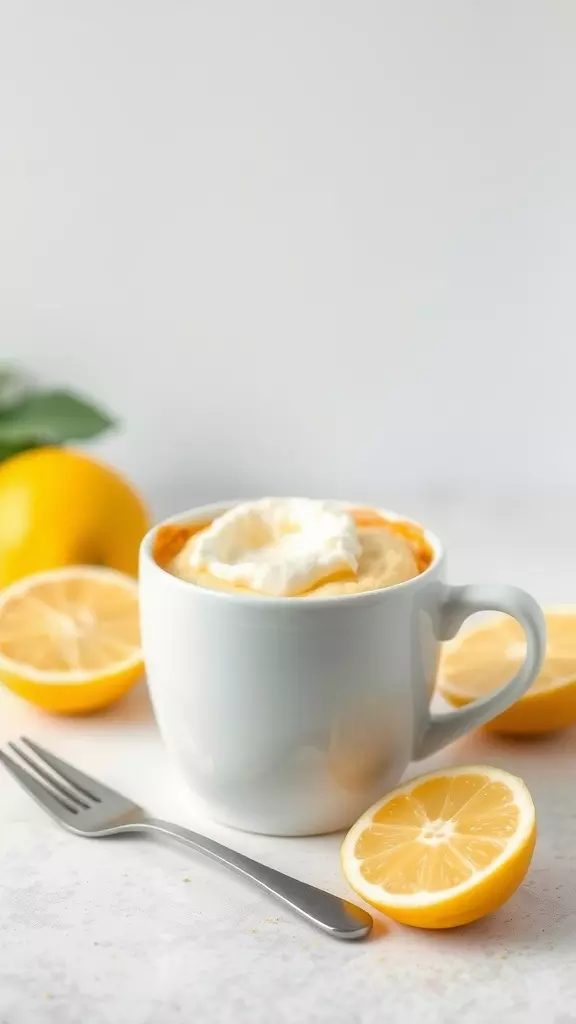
328,695,396,794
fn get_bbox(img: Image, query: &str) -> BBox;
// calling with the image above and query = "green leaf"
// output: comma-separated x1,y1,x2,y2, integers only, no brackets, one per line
0,390,115,446
0,441,34,462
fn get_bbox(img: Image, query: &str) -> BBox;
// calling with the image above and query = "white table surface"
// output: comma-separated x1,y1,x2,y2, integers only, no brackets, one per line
1,498,576,1024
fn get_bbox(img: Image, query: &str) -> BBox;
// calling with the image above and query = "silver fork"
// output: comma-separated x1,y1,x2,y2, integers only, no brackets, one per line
0,738,372,940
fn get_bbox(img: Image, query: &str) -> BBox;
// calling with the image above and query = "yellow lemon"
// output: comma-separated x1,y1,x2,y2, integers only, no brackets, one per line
341,765,536,929
0,566,143,713
438,609,576,735
0,447,149,588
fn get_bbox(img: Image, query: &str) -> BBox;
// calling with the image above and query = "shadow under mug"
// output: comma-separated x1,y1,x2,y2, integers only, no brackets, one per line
139,502,546,836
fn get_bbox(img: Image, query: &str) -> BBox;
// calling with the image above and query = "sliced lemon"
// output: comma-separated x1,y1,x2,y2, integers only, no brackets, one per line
438,608,576,735
341,765,536,929
0,566,143,714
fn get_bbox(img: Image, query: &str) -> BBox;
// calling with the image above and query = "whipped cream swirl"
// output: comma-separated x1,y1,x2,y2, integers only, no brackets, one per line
187,498,361,596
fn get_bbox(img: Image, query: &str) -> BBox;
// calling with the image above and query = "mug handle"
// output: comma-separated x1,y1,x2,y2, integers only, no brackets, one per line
414,583,546,761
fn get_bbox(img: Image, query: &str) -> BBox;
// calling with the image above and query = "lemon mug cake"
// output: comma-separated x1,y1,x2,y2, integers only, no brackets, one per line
154,498,433,597
140,498,545,835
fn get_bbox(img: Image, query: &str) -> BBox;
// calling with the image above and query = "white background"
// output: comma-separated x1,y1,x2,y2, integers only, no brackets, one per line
2,1,576,519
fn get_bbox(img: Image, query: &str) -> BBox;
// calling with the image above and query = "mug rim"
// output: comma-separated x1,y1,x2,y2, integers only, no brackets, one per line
140,498,444,608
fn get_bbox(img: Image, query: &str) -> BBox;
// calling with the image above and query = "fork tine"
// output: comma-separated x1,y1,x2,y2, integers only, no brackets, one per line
0,749,79,817
21,737,109,803
8,742,90,809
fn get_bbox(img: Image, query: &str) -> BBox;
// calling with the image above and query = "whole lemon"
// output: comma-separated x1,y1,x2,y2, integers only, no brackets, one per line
0,447,149,587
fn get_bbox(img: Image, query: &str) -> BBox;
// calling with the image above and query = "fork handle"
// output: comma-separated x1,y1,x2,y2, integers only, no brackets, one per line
137,817,372,940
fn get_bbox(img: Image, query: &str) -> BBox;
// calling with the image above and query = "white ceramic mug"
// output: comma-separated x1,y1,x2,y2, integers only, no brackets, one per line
139,501,546,836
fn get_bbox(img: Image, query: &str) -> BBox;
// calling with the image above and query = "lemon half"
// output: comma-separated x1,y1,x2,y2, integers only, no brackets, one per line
341,765,536,929
0,566,143,714
439,608,576,735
